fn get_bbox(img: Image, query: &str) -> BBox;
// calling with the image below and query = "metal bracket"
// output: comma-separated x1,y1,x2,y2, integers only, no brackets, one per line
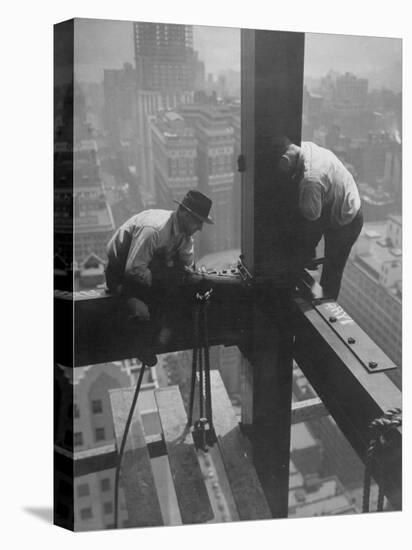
314,301,397,374
237,154,246,173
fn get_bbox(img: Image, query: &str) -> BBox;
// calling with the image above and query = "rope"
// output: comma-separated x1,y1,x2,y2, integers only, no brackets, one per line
186,289,215,451
362,407,401,513
113,362,147,528
187,306,199,426
202,297,213,429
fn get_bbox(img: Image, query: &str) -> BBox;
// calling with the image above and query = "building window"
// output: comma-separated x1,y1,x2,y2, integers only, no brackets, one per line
103,502,113,515
95,427,106,442
77,483,90,498
74,432,83,447
91,399,103,414
74,404,80,418
100,478,111,492
80,507,93,520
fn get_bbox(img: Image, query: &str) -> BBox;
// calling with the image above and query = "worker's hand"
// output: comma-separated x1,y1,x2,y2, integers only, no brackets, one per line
150,266,188,293
126,297,151,321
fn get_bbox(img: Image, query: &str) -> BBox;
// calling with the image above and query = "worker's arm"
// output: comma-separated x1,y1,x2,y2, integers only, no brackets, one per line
298,177,325,221
124,226,159,287
175,236,195,269
287,178,325,284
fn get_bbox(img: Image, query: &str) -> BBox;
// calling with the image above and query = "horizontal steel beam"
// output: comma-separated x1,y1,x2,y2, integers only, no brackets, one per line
55,287,249,367
292,278,402,510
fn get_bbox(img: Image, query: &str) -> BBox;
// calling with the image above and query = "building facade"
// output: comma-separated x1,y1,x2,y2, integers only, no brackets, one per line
339,216,402,380
73,140,115,264
179,103,236,255
55,359,158,531
334,72,368,111
103,63,138,147
150,110,199,208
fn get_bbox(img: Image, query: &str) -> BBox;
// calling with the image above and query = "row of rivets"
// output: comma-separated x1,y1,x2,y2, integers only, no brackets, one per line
328,317,379,369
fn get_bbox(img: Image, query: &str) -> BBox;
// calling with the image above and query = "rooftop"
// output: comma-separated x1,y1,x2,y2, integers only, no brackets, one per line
151,111,196,140
74,203,115,232
290,422,317,450
358,245,401,270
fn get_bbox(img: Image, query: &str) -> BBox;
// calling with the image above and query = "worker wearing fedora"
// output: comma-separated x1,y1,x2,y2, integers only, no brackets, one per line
105,190,213,366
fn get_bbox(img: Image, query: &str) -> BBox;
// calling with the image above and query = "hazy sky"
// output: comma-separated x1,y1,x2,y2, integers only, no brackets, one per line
74,19,401,90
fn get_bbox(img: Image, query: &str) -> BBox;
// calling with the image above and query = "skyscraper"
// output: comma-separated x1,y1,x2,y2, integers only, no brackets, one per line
133,22,200,92
131,22,202,207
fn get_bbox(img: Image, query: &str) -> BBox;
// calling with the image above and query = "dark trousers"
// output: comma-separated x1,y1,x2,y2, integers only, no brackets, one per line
105,264,194,343
297,209,363,300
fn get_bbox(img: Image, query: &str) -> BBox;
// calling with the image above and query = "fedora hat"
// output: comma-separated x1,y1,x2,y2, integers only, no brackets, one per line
174,190,214,224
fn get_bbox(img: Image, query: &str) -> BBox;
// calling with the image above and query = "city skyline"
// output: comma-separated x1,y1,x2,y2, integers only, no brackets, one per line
74,19,401,91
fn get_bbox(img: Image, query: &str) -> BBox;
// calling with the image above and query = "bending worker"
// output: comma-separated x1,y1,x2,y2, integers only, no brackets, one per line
105,189,213,366
278,139,363,299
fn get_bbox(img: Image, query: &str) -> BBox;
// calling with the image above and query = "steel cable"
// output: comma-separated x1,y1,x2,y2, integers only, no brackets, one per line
113,362,147,528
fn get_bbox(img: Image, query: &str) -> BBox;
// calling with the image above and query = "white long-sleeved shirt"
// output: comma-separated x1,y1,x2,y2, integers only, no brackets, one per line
106,209,194,287
296,142,361,227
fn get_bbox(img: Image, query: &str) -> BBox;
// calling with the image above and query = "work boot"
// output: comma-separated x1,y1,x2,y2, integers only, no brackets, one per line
135,346,157,368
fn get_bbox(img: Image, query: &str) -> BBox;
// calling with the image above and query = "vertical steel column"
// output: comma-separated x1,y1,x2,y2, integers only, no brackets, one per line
240,29,305,518
251,308,294,518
